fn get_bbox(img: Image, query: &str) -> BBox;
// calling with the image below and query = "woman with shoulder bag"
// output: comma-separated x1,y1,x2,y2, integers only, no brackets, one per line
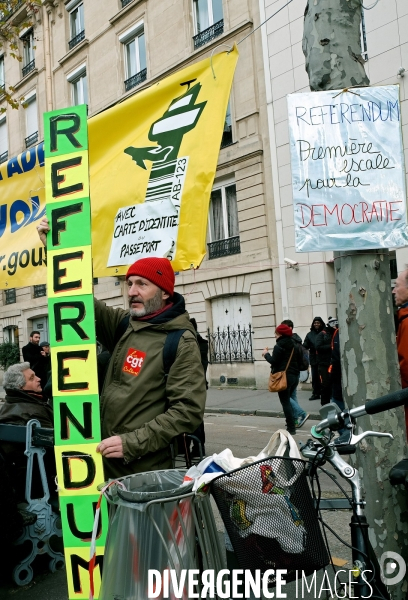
262,324,300,435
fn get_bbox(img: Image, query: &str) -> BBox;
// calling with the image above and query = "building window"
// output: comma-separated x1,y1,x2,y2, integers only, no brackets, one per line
0,56,5,90
193,0,224,49
68,1,85,50
33,284,46,298
67,63,88,106
3,325,19,344
221,100,233,148
120,23,147,92
121,0,134,7
72,71,88,105
25,93,38,148
22,29,35,77
4,288,16,305
0,117,8,164
208,182,240,259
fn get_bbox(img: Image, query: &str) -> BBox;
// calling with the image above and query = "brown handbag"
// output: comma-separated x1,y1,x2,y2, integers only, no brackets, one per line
268,348,294,392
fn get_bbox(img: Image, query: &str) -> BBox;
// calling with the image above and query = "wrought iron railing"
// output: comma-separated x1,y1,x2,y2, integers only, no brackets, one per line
193,19,224,50
0,151,8,164
208,235,240,260
5,288,16,304
33,284,46,298
208,324,254,363
124,67,147,92
25,131,38,148
69,29,85,50
22,59,35,77
121,0,133,7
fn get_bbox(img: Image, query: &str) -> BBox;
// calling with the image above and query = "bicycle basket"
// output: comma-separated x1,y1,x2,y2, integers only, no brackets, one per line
211,456,330,584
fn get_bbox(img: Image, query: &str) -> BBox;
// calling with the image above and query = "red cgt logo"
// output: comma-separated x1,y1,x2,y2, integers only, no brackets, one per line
122,348,146,376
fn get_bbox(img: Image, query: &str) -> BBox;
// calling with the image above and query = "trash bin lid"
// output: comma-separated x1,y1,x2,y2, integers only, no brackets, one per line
101,469,193,505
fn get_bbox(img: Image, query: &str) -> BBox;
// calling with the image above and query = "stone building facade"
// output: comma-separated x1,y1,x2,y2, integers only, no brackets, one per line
0,0,283,389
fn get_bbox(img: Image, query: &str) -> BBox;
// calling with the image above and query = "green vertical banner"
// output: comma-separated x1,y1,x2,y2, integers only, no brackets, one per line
44,106,106,599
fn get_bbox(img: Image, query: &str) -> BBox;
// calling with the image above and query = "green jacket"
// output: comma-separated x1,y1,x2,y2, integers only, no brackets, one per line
94,293,206,479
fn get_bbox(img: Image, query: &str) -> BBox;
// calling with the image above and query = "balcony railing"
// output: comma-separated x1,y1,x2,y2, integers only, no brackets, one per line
0,151,8,164
69,29,85,50
22,59,35,78
5,288,16,305
208,235,240,260
121,0,133,7
125,67,147,92
33,284,46,298
25,131,38,148
208,325,254,363
193,19,224,50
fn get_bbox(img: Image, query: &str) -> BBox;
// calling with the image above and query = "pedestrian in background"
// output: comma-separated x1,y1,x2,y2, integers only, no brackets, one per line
281,319,309,429
262,323,301,435
315,317,338,406
303,317,325,400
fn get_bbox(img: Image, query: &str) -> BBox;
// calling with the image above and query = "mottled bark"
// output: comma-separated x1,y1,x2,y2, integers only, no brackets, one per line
302,2,408,597
335,251,408,600
303,0,369,91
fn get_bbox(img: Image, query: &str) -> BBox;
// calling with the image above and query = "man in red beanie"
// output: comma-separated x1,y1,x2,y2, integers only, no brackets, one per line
93,256,206,478
36,218,206,479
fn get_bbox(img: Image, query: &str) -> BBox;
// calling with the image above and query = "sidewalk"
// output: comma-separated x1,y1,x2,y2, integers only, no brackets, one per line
0,383,323,419
206,386,322,420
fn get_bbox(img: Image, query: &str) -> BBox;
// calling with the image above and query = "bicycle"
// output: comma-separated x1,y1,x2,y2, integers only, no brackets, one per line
299,387,408,600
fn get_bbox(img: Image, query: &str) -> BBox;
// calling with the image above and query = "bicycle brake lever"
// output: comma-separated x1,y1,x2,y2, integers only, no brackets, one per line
349,431,393,445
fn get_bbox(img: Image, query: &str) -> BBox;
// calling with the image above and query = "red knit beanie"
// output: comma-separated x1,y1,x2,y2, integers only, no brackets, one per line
275,324,293,337
126,257,175,297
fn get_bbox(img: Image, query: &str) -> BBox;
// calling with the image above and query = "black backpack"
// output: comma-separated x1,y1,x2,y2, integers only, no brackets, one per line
296,341,310,371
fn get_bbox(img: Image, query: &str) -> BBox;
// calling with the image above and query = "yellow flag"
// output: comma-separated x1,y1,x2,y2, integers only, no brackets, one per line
0,145,47,289
0,48,238,289
89,47,238,275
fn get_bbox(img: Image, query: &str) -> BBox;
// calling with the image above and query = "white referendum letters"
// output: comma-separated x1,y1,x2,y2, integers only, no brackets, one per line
107,156,188,266
147,568,374,599
287,85,408,252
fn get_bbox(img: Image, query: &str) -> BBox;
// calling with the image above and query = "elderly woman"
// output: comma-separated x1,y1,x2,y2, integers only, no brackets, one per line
262,324,301,435
0,362,54,503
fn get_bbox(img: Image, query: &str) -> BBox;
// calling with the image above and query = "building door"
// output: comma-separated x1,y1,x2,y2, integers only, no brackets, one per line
211,295,252,330
31,316,49,343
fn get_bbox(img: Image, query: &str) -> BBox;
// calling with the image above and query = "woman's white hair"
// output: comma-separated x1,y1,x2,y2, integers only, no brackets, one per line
3,362,31,390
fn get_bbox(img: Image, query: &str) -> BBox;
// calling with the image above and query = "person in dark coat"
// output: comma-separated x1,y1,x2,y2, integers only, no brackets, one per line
22,331,49,396
315,317,337,406
263,324,301,434
303,317,325,400
39,340,51,391
0,362,55,503
281,319,309,429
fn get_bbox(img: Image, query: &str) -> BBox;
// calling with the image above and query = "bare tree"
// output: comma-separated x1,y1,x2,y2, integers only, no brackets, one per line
303,2,408,598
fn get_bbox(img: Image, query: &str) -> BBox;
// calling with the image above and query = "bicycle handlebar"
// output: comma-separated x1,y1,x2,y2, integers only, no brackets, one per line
364,387,408,415
315,387,408,433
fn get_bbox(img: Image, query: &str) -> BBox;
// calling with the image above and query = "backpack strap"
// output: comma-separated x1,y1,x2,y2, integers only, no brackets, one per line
163,329,186,377
112,315,130,349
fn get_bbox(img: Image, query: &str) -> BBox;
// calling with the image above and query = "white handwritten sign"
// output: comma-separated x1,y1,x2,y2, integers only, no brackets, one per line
107,156,188,266
287,86,408,252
